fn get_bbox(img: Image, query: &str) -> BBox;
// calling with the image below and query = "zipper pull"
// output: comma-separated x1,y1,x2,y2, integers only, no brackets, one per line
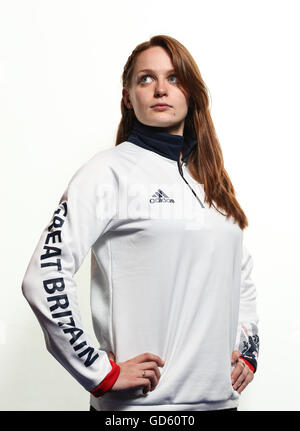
177,153,205,209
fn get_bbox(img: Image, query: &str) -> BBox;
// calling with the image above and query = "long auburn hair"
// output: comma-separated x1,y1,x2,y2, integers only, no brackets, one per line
115,35,248,230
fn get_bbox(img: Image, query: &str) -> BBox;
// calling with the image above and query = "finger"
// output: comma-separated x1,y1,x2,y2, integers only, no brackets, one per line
233,367,249,391
231,360,250,384
140,361,161,381
236,371,253,394
135,378,151,395
144,369,158,392
231,350,241,365
231,361,246,385
138,371,157,394
141,379,151,394
137,352,165,367
231,350,241,359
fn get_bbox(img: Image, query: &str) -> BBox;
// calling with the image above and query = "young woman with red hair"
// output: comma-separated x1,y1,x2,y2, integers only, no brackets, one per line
22,35,259,412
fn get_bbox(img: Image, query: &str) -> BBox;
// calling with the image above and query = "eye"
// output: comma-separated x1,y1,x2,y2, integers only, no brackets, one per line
139,74,152,84
168,74,178,83
138,73,178,84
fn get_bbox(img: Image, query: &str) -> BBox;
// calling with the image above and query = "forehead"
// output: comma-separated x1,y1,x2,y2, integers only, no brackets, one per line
133,46,174,74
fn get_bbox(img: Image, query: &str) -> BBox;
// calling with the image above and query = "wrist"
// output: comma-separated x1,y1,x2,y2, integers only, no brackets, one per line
90,360,121,397
238,356,255,373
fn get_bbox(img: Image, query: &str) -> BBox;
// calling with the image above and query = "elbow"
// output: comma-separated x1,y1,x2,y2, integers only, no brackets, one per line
21,269,36,305
21,271,28,299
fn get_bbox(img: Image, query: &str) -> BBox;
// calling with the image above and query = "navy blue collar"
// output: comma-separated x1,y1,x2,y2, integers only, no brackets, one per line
126,118,197,163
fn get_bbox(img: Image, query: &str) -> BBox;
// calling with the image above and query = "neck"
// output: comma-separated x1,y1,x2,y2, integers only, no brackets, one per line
126,118,197,163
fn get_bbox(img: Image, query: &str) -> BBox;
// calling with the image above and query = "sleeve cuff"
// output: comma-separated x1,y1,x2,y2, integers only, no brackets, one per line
239,356,255,373
90,360,121,398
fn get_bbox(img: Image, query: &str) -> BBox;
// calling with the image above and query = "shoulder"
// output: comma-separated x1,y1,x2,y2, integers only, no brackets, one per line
70,141,147,185
68,142,130,185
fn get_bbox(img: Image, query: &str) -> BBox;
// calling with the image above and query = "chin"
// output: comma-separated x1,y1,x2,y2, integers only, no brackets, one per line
147,117,176,127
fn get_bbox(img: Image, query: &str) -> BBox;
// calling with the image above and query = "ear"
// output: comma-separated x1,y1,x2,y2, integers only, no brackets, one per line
122,87,131,109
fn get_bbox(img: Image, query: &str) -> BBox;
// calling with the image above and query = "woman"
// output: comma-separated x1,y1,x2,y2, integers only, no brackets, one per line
22,34,259,412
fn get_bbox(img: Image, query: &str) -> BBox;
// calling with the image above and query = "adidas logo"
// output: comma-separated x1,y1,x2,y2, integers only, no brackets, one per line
149,189,175,203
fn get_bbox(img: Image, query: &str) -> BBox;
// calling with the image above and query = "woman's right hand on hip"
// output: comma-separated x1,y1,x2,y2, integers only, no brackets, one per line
107,351,165,394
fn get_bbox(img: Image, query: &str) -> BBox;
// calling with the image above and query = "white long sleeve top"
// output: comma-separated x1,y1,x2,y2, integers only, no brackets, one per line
22,120,259,411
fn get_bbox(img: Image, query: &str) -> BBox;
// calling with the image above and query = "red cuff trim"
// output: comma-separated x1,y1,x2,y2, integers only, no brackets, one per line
90,360,120,398
239,356,255,372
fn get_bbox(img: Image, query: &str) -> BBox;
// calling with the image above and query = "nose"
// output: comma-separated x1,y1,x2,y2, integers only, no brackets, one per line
154,77,167,97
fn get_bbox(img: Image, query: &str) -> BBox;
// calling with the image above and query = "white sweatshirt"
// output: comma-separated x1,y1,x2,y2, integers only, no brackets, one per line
22,138,259,411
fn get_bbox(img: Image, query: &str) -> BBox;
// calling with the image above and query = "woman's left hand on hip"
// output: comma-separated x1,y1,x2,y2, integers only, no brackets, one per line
231,350,254,394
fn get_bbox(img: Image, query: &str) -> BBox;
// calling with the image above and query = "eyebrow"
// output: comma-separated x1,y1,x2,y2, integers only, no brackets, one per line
137,68,175,74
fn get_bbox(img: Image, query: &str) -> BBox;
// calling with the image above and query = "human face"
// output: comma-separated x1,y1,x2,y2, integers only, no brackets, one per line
123,46,189,136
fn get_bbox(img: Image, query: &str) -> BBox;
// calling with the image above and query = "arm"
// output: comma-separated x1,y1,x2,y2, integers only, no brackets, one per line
234,244,260,373
21,152,120,397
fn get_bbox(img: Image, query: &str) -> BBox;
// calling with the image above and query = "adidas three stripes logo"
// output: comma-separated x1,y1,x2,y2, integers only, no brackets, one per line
149,189,175,203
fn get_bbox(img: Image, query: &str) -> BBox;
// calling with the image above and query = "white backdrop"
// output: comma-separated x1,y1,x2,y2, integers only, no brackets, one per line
1,0,299,411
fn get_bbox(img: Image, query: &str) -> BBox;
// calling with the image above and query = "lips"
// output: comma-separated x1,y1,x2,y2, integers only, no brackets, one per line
151,103,171,108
